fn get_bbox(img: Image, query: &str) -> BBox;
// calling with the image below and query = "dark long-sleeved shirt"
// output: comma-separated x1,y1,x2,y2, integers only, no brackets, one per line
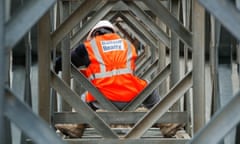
54,44,90,73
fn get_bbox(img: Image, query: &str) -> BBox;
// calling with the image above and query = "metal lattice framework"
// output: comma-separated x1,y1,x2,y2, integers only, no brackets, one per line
0,0,240,144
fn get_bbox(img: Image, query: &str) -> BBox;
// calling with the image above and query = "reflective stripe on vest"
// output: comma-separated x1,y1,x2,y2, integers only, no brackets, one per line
88,38,133,80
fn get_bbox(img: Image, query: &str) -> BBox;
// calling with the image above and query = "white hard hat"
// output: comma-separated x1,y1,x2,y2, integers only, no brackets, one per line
87,20,116,40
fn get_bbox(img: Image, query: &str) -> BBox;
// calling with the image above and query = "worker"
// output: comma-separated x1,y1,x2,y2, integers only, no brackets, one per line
54,20,160,137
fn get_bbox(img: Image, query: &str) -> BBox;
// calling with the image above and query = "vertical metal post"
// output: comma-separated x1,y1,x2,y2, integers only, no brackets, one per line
38,12,51,123
21,32,33,144
0,0,6,144
236,42,240,144
59,1,71,111
192,0,205,133
182,0,192,136
156,18,167,97
170,0,180,111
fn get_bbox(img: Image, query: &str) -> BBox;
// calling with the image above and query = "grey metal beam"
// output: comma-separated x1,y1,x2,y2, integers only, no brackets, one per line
65,139,188,144
5,0,56,49
71,66,118,111
192,0,205,133
169,0,181,111
0,0,5,143
51,71,118,138
135,50,147,67
198,0,240,41
38,12,52,123
139,59,158,79
54,111,188,124
121,12,159,50
59,1,72,111
125,71,192,138
136,56,152,76
237,0,240,10
123,64,171,111
189,91,240,144
117,22,147,46
4,89,66,144
119,12,157,61
51,0,105,47
141,0,193,48
123,12,160,62
70,1,117,48
71,11,118,45
122,0,170,48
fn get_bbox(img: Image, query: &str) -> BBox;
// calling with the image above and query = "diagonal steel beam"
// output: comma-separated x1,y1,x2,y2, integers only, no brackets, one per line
70,1,117,48
116,20,147,46
51,71,118,138
119,12,158,61
198,0,240,41
121,12,159,50
122,0,170,48
71,65,119,111
141,0,192,48
123,64,171,111
136,56,152,76
139,59,159,79
5,0,56,49
189,91,240,144
4,89,66,144
51,0,105,48
125,71,192,138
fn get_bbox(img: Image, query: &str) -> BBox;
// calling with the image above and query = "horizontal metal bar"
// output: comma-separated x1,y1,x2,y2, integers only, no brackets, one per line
5,0,55,49
198,0,240,41
51,71,118,138
65,139,189,144
54,111,188,124
189,91,240,144
4,88,66,144
141,0,192,48
123,63,171,111
71,65,119,111
125,71,193,138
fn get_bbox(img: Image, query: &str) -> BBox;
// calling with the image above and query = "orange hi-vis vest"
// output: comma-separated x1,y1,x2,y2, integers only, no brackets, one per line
82,33,147,103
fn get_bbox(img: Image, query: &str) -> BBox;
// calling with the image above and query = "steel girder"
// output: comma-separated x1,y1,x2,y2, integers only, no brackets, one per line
5,0,55,49
198,0,240,42
4,89,67,144
190,0,240,143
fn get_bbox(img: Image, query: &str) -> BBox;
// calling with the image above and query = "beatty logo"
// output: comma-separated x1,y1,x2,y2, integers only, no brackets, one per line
101,39,124,52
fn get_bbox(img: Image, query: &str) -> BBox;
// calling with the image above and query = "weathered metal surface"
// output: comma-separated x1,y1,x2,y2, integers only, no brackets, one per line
51,71,118,138
5,0,56,49
4,89,66,144
125,72,192,138
54,111,188,124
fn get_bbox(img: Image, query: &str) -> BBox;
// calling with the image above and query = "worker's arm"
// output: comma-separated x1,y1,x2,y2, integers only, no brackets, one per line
54,44,90,73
